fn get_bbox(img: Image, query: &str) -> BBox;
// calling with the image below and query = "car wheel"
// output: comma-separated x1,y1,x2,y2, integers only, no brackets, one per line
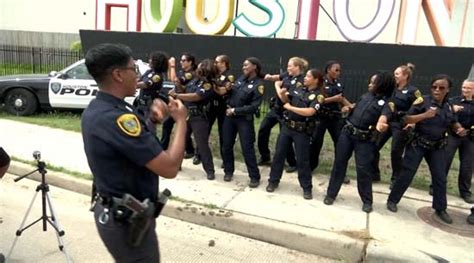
4,88,38,116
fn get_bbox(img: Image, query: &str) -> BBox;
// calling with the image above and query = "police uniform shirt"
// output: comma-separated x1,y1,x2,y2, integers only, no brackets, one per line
392,84,421,113
140,69,164,98
273,72,305,108
213,70,235,101
322,77,344,111
348,92,394,130
183,77,214,108
227,75,264,115
286,86,322,122
177,69,195,86
82,91,162,201
449,96,473,130
408,95,456,141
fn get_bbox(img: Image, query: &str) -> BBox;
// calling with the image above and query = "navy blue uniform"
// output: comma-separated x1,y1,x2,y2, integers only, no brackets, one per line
326,92,395,206
310,77,345,171
137,69,165,133
388,95,457,211
223,75,264,181
208,70,235,159
257,72,301,166
82,91,162,261
268,86,321,192
161,69,195,155
445,96,473,199
184,78,215,176
373,85,421,181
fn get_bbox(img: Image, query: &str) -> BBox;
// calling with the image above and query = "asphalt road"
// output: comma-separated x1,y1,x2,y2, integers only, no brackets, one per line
0,173,332,262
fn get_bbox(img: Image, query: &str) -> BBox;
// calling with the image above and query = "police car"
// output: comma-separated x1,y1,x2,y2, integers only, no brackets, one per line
0,59,149,116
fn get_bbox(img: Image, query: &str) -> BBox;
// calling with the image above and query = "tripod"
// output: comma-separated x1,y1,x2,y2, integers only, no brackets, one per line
7,151,71,262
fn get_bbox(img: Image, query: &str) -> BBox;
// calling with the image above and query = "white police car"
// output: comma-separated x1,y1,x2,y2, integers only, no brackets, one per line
0,59,148,116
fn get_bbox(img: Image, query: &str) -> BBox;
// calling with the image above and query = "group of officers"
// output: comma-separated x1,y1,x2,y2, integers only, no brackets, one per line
80,43,473,261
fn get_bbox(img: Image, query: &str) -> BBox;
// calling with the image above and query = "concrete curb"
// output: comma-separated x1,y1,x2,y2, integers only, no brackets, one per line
7,161,364,261
9,161,458,262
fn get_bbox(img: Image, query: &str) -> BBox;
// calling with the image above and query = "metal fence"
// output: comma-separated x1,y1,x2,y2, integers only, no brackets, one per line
0,44,83,76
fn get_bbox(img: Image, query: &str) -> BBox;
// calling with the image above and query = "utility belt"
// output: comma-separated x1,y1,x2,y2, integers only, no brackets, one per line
413,134,447,150
395,111,407,122
284,117,315,135
269,97,283,112
343,123,374,141
187,105,208,118
93,191,168,247
318,108,342,119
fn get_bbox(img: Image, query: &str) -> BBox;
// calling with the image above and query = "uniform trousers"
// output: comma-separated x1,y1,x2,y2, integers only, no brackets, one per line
388,143,448,210
207,100,226,159
444,135,473,198
309,116,343,171
326,130,377,205
268,126,312,191
222,115,260,181
94,203,160,262
189,115,214,175
257,109,296,166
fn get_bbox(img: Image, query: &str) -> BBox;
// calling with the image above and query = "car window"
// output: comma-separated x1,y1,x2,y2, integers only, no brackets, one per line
66,63,93,80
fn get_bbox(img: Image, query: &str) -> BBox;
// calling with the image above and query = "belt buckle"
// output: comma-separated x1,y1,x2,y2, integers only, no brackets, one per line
290,120,296,128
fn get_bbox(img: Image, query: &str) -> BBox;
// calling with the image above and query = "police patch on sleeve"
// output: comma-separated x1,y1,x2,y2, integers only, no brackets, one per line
228,75,235,82
116,114,141,137
203,83,212,91
308,94,316,101
413,97,424,105
414,89,421,98
152,75,161,83
317,95,325,104
388,102,395,112
185,72,193,80
296,82,303,88
257,85,264,95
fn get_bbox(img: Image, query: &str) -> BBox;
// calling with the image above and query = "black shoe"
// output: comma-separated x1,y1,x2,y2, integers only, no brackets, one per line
343,176,350,184
0,253,5,263
286,166,297,173
224,174,233,182
220,163,225,169
462,195,474,204
429,186,433,196
323,196,335,205
266,182,279,192
193,155,201,165
467,208,474,225
386,201,398,212
184,152,194,159
303,190,313,200
207,173,215,180
435,210,453,224
257,158,271,166
249,179,260,188
362,203,373,213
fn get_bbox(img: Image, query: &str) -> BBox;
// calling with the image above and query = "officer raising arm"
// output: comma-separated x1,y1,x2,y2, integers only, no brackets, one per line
82,43,186,262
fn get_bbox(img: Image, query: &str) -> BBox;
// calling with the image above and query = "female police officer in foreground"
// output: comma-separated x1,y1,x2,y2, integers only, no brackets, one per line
82,43,187,261
266,68,324,199
222,57,264,187
169,59,217,180
324,71,396,213
387,74,465,224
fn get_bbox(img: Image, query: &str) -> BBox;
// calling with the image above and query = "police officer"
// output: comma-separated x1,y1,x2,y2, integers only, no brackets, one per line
257,57,306,172
161,53,198,163
169,59,216,180
82,43,187,261
266,68,324,199
209,55,235,161
444,79,473,203
387,74,465,224
136,51,170,132
324,71,396,213
222,57,264,187
372,63,421,183
310,61,351,182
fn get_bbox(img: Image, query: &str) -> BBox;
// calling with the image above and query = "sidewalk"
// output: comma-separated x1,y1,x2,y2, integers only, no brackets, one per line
1,119,473,262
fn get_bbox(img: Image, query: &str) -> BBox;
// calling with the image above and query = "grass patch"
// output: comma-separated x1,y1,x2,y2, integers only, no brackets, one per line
0,109,82,132
0,63,66,76
11,155,92,180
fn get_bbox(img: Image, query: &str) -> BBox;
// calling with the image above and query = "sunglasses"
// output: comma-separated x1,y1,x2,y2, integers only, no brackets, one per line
431,85,447,91
120,64,140,74
180,59,188,62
